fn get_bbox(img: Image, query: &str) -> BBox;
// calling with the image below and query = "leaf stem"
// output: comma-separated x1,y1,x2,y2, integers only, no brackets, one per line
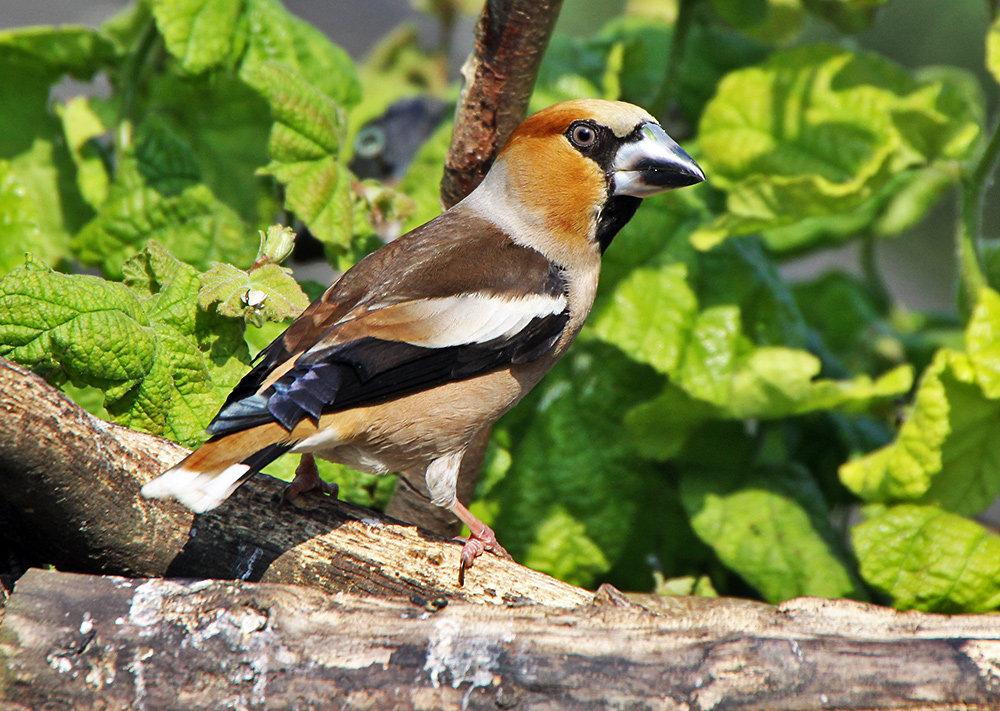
114,18,160,154
860,232,890,313
957,114,1000,314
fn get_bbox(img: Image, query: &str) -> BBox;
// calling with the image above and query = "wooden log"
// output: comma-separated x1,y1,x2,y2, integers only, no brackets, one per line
0,357,589,607
4,568,1000,710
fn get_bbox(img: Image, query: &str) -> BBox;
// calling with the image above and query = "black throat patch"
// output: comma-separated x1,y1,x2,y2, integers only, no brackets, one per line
595,195,642,253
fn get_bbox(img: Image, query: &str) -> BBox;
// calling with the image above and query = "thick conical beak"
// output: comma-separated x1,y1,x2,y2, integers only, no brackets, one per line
612,122,705,197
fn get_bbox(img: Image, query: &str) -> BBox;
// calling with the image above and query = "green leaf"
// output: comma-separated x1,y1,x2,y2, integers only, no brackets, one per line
681,465,866,602
56,97,110,210
694,45,978,251
801,0,888,33
152,0,245,74
695,236,808,348
625,383,717,462
239,0,360,109
726,349,911,419
0,244,251,447
74,184,254,278
711,0,768,28
0,51,92,262
793,271,894,373
521,506,611,588
853,504,1000,612
243,60,353,250
0,25,118,80
589,262,698,375
0,256,147,376
655,573,719,597
486,343,664,587
966,287,1000,399
839,288,1000,516
0,162,42,276
199,262,309,327
989,14,1000,87
144,72,273,225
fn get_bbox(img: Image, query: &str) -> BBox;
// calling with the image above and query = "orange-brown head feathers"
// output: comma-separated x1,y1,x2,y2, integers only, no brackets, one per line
463,100,704,261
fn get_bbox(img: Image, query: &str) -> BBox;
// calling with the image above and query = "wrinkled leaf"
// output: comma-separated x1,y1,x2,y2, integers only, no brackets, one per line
74,184,254,278
152,0,244,73
199,262,309,327
853,505,1000,612
244,60,353,250
681,465,866,602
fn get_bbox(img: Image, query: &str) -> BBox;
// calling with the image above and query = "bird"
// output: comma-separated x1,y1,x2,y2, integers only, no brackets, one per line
141,99,705,583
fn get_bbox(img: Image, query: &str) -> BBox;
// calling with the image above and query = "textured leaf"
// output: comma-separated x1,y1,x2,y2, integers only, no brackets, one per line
152,0,244,73
682,465,866,602
239,0,360,108
74,184,254,278
199,262,309,327
695,44,979,250
521,506,611,588
841,288,1000,516
0,244,250,447
853,505,1000,612
589,262,698,375
486,343,664,587
0,260,149,379
243,61,353,249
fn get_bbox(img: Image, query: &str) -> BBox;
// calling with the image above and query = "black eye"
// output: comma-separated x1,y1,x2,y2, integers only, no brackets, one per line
569,122,597,148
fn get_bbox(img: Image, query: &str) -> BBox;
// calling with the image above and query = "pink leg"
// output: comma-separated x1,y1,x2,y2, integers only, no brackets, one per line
448,499,512,585
283,454,339,502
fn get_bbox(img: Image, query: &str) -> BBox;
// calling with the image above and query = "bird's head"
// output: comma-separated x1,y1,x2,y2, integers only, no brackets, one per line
465,99,705,259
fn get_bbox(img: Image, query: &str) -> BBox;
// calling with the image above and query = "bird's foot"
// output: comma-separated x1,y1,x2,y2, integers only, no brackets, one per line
282,454,339,503
453,521,512,586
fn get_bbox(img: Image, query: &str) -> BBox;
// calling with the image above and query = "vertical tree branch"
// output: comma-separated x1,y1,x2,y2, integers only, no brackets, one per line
439,0,565,208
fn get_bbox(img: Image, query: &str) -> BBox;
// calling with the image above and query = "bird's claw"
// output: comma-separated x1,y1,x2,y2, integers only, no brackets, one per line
455,529,511,586
281,454,339,504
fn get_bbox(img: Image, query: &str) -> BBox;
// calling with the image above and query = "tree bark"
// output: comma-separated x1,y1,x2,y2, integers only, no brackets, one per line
5,568,1000,710
439,0,564,209
0,357,589,607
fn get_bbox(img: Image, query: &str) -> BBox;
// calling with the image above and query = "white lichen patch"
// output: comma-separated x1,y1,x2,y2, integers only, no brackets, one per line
963,639,1000,687
423,613,512,696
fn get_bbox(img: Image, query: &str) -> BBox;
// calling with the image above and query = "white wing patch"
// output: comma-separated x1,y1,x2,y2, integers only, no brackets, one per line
305,291,567,355
392,292,567,348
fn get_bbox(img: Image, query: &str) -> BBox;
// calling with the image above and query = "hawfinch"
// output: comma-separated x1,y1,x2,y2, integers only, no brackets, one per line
142,99,705,581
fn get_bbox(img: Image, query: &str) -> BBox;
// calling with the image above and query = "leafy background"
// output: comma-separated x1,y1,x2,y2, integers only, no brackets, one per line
2,0,1000,612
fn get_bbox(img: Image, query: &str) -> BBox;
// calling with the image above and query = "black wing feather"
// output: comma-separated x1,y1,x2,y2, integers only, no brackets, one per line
206,310,569,436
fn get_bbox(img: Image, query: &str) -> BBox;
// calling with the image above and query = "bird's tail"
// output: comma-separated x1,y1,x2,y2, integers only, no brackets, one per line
141,428,292,513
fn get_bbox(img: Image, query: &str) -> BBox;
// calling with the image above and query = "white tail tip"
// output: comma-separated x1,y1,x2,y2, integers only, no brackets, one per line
141,462,252,513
